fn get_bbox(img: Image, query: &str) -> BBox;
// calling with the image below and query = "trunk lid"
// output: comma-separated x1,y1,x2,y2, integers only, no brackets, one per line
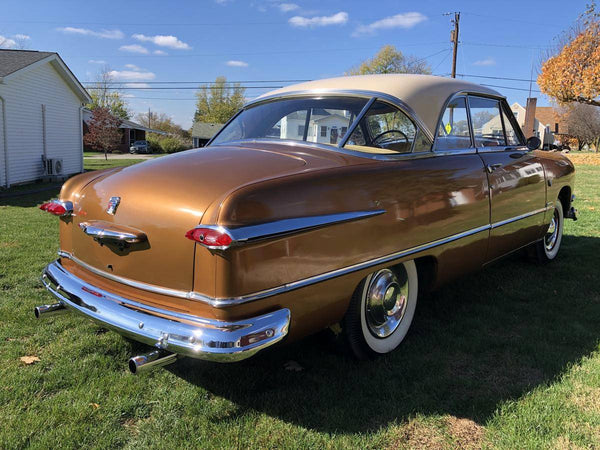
68,145,342,292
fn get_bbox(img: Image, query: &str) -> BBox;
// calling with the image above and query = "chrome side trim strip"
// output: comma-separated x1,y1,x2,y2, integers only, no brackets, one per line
58,207,551,308
59,223,490,308
491,207,549,229
221,210,385,243
58,250,203,301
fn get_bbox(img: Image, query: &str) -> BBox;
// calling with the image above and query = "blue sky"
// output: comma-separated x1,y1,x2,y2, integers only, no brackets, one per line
0,0,588,128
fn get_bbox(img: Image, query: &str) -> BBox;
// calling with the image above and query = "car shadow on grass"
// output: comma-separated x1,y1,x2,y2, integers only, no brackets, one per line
165,234,600,434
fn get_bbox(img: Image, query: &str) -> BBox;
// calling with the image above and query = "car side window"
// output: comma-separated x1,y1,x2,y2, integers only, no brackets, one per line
344,100,419,154
501,105,523,146
435,97,471,150
469,96,506,147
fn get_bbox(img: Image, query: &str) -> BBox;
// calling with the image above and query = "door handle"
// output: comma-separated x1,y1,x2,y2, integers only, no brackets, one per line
486,163,502,173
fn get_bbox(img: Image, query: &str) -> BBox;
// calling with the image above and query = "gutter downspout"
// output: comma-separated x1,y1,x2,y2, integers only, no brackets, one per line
0,96,8,188
79,105,84,173
41,104,48,164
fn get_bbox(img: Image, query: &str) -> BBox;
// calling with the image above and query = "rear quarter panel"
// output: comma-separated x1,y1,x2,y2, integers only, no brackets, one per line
195,153,491,334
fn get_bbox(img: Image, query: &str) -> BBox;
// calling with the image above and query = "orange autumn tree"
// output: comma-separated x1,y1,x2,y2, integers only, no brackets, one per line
538,3,600,107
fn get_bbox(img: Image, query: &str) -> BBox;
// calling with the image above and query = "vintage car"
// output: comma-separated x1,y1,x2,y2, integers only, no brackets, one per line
36,75,576,374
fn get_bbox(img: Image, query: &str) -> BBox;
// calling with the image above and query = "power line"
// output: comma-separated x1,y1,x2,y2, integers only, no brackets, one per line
456,73,536,83
461,41,551,50
479,83,541,93
82,79,311,85
101,86,286,90
65,43,449,59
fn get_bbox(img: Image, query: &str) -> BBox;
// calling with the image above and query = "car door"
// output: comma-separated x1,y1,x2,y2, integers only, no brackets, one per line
469,95,547,262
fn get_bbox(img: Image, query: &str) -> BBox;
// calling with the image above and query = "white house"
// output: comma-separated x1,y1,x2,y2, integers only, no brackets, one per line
0,50,91,187
279,110,351,145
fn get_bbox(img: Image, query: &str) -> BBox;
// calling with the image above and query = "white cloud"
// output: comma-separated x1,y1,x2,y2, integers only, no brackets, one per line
153,49,168,55
226,60,249,67
124,63,142,70
56,27,124,39
278,3,299,12
119,44,149,54
473,58,496,66
14,34,30,40
289,11,348,27
353,12,427,36
0,35,17,48
132,34,191,50
108,70,156,81
88,59,107,64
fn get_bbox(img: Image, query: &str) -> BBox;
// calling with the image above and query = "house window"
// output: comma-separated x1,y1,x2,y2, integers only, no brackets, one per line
555,123,559,134
298,125,305,136
341,126,348,136
320,126,327,137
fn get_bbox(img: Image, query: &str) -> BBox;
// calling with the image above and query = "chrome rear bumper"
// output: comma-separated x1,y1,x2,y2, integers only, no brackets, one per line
40,260,290,362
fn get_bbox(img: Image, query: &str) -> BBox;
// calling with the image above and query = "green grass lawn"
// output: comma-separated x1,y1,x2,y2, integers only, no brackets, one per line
83,158,151,171
0,162,599,448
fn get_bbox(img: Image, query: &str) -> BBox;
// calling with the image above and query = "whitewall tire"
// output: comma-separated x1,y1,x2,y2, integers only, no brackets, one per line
342,261,418,359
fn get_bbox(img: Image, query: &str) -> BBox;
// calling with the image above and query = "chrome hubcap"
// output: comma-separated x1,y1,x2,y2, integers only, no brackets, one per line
365,268,409,338
545,208,560,251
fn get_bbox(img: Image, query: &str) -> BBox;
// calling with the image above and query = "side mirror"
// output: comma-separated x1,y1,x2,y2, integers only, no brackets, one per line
526,136,541,150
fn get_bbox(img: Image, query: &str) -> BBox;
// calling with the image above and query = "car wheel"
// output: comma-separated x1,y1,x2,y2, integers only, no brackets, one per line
342,261,418,360
532,202,564,262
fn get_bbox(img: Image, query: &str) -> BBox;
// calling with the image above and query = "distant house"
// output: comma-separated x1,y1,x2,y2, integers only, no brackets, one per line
82,109,165,153
509,102,569,147
0,49,91,187
191,122,223,147
279,109,350,145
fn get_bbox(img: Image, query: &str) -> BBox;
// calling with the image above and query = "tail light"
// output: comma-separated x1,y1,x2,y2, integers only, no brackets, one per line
40,200,73,217
185,227,234,249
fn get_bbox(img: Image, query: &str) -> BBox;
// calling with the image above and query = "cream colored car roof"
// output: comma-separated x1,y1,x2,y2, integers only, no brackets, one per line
255,74,502,136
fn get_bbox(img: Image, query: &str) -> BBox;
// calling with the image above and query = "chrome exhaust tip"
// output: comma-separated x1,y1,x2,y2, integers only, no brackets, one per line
34,303,66,318
128,350,179,375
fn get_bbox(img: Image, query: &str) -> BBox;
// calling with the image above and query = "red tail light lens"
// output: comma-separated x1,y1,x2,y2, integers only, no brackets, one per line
39,200,72,217
185,227,233,249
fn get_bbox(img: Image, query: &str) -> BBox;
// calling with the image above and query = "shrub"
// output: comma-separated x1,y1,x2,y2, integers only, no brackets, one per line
146,133,191,154
160,136,187,154
146,135,164,153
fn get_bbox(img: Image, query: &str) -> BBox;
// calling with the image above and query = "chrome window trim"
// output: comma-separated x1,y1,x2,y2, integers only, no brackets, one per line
208,89,435,149
432,93,474,154
212,138,438,162
338,96,376,147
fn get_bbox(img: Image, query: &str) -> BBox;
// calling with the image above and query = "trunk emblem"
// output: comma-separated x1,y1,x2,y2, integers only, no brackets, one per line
106,197,121,215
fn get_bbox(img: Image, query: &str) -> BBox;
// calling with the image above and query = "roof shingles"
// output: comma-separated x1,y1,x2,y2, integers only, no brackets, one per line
0,49,55,78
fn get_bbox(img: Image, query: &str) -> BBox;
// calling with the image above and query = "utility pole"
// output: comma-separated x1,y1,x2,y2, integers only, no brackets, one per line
450,12,460,78
148,107,152,129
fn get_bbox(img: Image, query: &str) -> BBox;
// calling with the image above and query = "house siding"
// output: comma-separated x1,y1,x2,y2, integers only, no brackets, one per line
0,62,83,186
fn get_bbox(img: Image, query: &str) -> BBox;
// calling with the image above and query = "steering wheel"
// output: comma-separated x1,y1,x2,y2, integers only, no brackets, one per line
372,129,409,147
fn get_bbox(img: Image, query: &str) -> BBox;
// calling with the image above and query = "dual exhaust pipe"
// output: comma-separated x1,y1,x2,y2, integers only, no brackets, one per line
34,303,178,374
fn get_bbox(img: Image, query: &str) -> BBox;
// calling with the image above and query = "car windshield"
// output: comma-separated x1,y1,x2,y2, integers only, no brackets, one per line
134,141,147,145
211,97,369,147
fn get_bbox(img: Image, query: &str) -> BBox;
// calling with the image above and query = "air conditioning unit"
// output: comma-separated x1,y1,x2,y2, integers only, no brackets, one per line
45,158,63,176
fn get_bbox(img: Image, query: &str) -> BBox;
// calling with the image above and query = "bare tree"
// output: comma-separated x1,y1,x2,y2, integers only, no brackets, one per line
86,66,130,120
0,34,29,50
558,104,600,151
